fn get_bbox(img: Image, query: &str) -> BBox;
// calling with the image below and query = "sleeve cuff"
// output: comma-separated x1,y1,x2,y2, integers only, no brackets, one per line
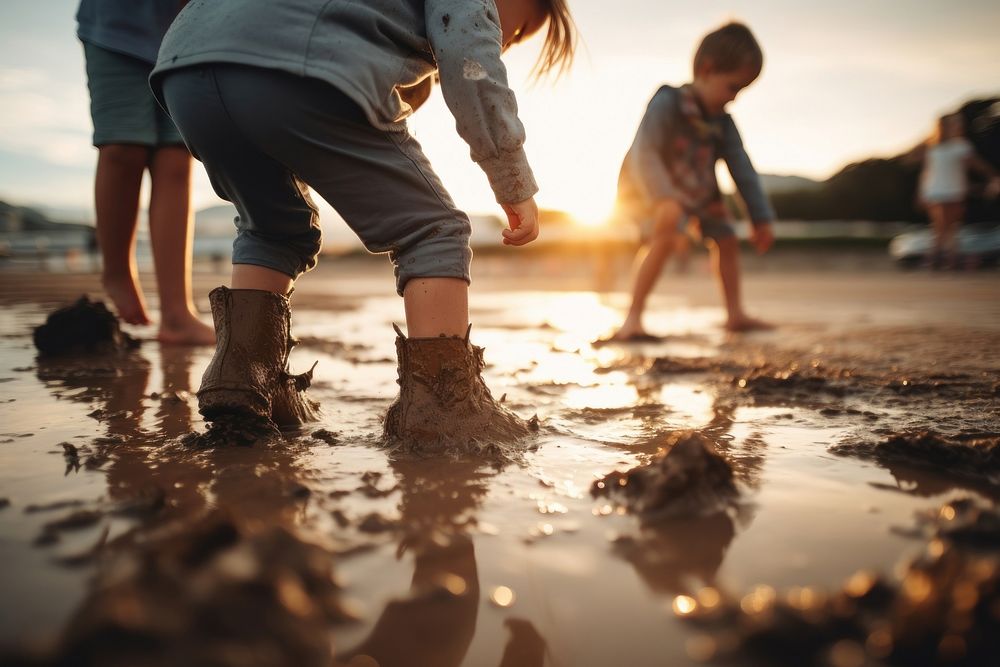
749,205,777,226
478,149,539,204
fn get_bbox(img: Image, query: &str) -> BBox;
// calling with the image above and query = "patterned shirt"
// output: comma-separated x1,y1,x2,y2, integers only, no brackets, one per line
618,84,775,225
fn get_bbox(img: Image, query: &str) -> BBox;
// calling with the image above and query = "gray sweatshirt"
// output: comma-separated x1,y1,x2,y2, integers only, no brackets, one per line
150,0,537,204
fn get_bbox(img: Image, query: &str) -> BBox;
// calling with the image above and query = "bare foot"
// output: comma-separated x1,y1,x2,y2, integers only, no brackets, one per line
594,324,663,346
102,272,151,325
157,314,216,346
725,315,775,332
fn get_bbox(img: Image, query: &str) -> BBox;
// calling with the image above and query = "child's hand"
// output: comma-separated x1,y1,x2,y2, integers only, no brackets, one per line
704,200,728,219
750,223,774,254
986,177,1000,200
501,197,539,246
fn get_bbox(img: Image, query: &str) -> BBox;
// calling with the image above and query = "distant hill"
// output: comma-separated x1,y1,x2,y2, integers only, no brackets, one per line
761,97,1000,223
759,174,822,195
0,200,92,234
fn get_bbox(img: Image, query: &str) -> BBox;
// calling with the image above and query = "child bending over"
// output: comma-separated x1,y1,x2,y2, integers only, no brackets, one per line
150,0,575,447
610,21,775,340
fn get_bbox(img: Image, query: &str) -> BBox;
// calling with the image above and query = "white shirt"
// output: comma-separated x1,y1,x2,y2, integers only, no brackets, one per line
921,138,973,202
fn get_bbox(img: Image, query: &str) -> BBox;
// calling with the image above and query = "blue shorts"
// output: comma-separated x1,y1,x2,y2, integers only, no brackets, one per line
634,210,736,244
83,42,184,147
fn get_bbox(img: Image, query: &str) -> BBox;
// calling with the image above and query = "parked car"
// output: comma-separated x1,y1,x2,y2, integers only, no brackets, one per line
889,223,1000,268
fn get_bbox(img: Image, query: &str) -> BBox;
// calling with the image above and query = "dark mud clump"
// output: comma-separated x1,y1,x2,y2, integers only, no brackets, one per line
33,296,139,355
181,413,282,448
731,361,853,403
591,431,739,520
612,331,1000,491
7,512,355,667
648,356,718,375
831,430,1000,485
916,497,1000,549
674,499,1000,666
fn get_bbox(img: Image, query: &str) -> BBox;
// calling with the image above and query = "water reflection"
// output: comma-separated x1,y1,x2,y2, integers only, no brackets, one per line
337,456,550,667
614,512,735,595
338,457,491,667
33,344,314,536
869,462,1000,502
597,387,766,598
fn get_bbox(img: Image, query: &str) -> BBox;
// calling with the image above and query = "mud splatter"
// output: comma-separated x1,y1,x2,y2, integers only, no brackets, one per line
672,499,1000,666
462,58,488,81
832,431,1000,485
310,428,340,445
35,509,102,545
181,413,281,448
7,512,354,667
916,497,1000,548
383,326,537,461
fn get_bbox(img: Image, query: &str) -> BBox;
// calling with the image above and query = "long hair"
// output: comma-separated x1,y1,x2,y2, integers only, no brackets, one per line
532,0,578,79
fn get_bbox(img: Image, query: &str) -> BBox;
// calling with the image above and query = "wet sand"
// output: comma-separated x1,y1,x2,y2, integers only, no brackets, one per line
1,251,998,666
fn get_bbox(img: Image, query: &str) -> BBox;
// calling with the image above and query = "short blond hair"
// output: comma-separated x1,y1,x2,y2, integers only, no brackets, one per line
693,22,763,77
533,0,577,79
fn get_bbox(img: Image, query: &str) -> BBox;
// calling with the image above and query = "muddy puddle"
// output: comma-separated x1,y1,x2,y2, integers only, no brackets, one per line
1,273,998,666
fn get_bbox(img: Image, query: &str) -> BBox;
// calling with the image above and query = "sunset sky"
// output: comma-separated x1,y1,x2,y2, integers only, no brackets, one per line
1,0,998,225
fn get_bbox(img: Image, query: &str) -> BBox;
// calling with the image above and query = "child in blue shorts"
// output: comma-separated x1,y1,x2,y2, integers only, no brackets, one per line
77,0,215,345
610,22,777,340
150,0,576,447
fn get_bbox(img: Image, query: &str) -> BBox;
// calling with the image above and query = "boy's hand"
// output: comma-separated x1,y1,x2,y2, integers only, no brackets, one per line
750,223,774,254
501,197,539,246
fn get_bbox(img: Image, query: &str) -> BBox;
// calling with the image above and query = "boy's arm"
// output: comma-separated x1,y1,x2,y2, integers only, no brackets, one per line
425,0,537,205
720,116,776,226
628,89,698,212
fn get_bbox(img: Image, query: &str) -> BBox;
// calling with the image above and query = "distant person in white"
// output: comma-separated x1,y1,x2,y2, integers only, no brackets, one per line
918,113,1000,269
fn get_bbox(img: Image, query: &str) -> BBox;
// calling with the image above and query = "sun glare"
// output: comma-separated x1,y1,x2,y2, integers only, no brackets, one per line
561,193,613,227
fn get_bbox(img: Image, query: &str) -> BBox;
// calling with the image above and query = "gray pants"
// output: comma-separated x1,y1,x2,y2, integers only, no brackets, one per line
161,65,472,294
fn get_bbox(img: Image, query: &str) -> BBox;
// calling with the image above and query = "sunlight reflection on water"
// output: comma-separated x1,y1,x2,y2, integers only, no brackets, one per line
1,286,995,666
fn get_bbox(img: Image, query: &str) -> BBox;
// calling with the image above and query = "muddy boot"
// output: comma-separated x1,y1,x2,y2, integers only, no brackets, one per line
198,286,319,431
383,324,537,456
270,342,321,427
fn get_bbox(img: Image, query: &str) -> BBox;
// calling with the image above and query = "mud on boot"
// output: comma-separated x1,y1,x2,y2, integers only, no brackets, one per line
198,286,319,432
271,359,321,427
383,324,537,457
